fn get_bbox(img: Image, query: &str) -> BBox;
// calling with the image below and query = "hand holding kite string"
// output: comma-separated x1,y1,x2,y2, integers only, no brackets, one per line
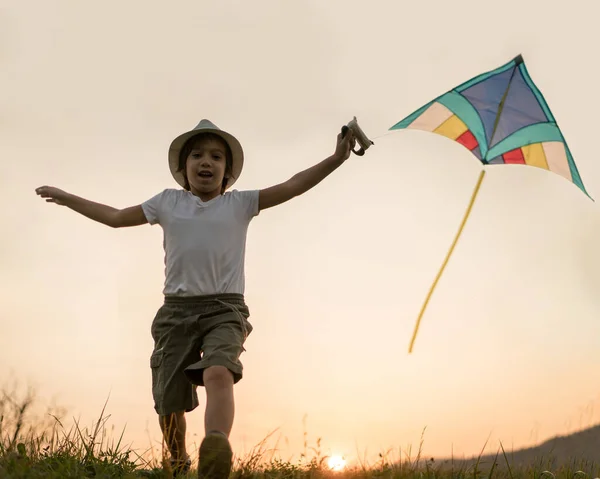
335,126,357,162
389,54,592,353
342,117,375,156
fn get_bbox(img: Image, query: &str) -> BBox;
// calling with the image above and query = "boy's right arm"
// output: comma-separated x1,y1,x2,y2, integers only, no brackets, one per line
35,186,148,228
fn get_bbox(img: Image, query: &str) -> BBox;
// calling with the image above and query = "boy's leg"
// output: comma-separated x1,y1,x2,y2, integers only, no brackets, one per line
185,323,250,477
159,411,188,462
150,303,201,475
203,365,235,436
196,366,236,478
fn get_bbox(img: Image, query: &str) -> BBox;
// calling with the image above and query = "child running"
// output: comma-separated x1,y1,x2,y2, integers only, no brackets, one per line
35,119,356,478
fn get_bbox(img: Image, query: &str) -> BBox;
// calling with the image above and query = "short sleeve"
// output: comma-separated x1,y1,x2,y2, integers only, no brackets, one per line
230,189,260,220
141,189,174,225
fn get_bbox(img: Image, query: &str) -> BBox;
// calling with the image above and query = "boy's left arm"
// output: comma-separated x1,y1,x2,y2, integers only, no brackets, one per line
258,129,355,211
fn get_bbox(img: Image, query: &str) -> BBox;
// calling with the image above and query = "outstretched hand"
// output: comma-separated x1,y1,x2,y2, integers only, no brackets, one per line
35,186,70,205
333,127,356,162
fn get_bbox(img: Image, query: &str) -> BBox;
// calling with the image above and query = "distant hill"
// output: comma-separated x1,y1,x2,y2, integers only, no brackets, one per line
431,424,600,471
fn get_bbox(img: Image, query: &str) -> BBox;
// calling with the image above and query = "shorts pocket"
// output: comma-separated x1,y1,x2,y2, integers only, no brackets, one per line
150,349,163,368
150,349,164,407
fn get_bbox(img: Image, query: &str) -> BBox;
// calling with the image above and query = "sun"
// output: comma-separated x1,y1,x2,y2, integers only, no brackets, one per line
327,455,347,471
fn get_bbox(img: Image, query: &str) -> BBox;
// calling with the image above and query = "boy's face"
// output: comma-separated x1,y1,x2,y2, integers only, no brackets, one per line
185,136,228,200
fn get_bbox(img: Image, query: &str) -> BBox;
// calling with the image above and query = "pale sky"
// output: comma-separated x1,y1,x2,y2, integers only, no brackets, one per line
2,0,600,468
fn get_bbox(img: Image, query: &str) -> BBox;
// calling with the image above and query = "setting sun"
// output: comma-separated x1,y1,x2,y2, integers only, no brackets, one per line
327,455,347,471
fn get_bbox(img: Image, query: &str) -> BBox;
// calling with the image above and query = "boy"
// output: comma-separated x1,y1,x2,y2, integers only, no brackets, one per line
35,119,356,478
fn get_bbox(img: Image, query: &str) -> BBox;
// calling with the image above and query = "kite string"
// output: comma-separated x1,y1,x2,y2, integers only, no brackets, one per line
369,130,396,142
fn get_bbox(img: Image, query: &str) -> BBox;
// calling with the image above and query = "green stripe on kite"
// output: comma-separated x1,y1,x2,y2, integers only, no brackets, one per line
437,92,488,158
485,123,563,158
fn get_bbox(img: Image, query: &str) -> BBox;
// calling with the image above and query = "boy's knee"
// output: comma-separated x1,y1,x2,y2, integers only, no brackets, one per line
203,366,234,389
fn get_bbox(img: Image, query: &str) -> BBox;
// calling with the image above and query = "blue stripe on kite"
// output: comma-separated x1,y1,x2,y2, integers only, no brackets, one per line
454,59,517,93
437,92,488,157
518,63,555,122
462,67,517,147
488,67,549,148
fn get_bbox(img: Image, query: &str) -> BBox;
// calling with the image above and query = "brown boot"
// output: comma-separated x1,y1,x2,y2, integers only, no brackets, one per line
197,431,233,478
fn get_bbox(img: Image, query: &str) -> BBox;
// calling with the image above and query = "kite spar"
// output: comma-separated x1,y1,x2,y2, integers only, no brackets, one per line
389,54,592,353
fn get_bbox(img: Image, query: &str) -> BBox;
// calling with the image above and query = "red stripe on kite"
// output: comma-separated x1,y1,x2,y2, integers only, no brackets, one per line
456,130,478,150
503,148,525,164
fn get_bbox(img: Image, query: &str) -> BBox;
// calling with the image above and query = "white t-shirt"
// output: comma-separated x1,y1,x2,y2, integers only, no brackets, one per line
142,188,260,296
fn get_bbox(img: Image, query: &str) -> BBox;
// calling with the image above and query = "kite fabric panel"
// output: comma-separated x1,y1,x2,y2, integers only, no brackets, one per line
390,55,590,199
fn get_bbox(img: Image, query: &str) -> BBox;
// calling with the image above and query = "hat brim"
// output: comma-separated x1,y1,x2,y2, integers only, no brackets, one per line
168,125,244,190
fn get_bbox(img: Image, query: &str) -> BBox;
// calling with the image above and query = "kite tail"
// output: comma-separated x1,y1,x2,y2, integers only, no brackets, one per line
408,168,486,353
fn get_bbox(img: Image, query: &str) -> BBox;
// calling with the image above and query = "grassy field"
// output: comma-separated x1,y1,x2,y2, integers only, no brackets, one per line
1,385,598,479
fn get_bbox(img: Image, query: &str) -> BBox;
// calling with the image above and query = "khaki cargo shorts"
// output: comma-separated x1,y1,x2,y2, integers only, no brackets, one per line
149,293,253,416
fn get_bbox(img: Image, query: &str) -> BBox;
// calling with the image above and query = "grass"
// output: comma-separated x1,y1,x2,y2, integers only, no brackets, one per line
0,383,599,478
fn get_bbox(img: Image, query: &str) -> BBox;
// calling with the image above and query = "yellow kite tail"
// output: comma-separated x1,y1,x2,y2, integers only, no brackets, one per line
408,168,486,354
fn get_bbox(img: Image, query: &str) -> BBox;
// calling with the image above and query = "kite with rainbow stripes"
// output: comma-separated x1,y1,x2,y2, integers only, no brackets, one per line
391,54,589,198
389,54,592,354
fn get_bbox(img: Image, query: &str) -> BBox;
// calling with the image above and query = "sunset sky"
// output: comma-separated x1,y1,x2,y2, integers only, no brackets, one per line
3,0,600,468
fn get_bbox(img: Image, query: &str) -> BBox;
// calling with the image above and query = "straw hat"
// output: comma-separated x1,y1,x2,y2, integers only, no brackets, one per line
168,119,244,189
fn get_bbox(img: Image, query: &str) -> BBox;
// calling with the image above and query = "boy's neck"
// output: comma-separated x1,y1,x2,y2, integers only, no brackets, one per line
189,187,222,202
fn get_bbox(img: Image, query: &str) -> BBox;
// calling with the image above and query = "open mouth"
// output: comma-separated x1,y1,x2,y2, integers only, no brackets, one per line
198,171,213,178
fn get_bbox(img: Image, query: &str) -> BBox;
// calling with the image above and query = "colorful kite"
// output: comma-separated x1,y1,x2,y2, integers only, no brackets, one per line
389,54,592,353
